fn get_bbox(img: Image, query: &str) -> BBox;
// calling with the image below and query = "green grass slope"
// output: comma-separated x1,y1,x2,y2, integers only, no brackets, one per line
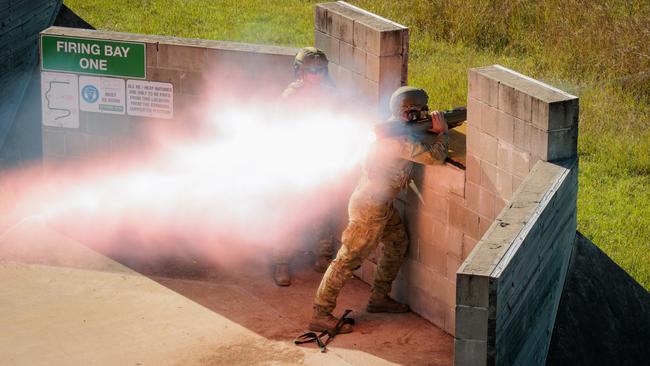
63,0,650,289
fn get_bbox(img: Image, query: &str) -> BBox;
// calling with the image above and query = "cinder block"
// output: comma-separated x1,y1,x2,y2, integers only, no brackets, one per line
468,69,498,107
86,134,112,156
64,131,87,157
421,163,465,197
314,30,340,65
145,43,157,67
478,215,492,239
454,338,487,366
466,153,481,185
532,97,579,131
466,181,481,214
444,305,456,336
497,141,513,173
466,125,480,156
456,305,489,340
339,41,366,75
447,253,463,281
513,117,531,151
420,241,446,276
464,208,481,241
352,18,368,48
365,54,402,84
478,131,498,165
530,125,578,161
157,44,206,71
462,235,478,259
421,188,449,222
456,273,490,307
366,26,403,57
314,4,328,33
480,103,498,137
147,67,181,88
179,71,208,95
480,160,497,193
359,77,379,106
326,7,354,44
497,110,515,144
409,285,446,329
477,187,496,220
498,82,532,122
42,128,65,156
496,168,513,200
86,113,131,136
444,226,464,259
467,96,482,129
512,148,531,178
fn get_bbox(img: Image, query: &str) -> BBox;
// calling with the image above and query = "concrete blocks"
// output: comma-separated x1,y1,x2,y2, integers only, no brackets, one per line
456,159,578,365
531,125,579,161
314,2,407,116
532,95,579,131
314,30,340,64
157,44,206,71
456,305,489,340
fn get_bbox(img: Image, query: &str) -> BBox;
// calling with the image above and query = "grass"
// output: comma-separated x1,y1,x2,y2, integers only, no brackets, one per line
64,0,650,289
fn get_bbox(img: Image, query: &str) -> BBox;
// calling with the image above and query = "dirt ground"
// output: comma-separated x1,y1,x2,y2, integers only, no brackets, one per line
0,217,453,365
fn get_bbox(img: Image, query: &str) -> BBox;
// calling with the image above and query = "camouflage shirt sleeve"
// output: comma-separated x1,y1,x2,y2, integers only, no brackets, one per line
385,132,449,165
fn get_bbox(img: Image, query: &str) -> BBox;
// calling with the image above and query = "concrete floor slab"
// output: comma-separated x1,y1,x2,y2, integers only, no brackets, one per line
0,217,452,365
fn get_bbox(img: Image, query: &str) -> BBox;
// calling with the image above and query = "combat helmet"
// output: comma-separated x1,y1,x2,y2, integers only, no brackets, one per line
389,86,429,122
293,47,329,78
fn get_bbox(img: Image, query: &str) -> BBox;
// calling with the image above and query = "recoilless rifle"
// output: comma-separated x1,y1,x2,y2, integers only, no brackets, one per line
374,107,467,138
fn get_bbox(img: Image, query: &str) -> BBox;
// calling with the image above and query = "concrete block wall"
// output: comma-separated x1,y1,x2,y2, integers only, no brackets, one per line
41,27,298,163
455,65,579,365
314,1,408,117
465,65,579,227
455,160,578,366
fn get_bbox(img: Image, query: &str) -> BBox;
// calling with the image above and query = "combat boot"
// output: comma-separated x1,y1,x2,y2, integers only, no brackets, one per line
273,264,291,286
309,309,353,334
366,294,410,313
313,256,332,273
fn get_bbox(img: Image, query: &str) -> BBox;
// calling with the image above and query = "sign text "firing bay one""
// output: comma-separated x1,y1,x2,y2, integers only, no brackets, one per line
41,34,146,79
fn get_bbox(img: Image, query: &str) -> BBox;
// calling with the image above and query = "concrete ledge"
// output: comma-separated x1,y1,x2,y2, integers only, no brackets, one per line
42,26,299,56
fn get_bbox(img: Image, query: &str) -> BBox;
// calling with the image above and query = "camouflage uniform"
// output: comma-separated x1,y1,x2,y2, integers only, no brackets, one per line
314,124,448,314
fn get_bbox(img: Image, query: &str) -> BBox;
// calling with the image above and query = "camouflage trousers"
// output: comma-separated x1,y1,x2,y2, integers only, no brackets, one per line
314,203,408,314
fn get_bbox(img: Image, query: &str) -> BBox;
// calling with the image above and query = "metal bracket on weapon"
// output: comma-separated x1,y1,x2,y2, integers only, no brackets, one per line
294,309,355,353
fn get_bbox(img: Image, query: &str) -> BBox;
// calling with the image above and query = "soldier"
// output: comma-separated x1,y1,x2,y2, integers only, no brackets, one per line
272,47,339,286
309,86,449,333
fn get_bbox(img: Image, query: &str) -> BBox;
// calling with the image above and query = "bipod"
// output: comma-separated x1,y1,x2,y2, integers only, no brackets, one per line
294,309,355,353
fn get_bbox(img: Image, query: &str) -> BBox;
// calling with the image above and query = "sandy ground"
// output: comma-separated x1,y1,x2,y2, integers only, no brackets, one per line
0,217,452,365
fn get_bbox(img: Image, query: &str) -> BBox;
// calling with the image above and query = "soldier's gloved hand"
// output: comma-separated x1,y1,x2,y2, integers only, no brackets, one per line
428,110,448,134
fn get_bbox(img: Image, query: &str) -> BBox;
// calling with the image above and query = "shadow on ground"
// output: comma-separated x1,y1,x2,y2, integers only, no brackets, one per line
546,231,650,366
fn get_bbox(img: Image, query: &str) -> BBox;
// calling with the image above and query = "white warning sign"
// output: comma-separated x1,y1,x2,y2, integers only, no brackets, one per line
79,76,125,114
126,79,173,119
41,71,79,128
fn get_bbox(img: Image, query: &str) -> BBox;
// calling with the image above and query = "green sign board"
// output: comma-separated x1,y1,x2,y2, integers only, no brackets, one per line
41,34,146,78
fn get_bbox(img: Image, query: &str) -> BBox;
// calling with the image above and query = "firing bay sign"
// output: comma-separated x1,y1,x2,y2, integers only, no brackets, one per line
41,34,146,79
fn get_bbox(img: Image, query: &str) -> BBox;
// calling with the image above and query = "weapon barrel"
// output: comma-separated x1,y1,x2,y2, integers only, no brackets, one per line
442,107,467,129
